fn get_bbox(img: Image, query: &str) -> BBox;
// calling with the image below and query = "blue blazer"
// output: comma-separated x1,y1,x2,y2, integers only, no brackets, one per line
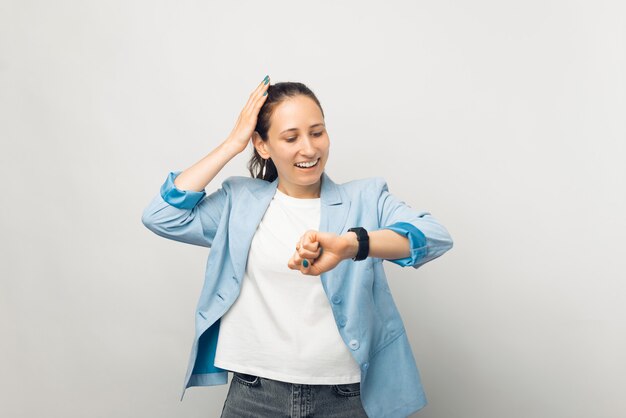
142,170,453,418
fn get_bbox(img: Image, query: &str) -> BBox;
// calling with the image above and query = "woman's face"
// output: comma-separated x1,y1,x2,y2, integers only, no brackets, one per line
255,95,330,198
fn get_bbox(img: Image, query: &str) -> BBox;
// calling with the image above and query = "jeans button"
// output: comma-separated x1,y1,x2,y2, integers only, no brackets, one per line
331,294,342,304
361,362,369,371
349,339,360,350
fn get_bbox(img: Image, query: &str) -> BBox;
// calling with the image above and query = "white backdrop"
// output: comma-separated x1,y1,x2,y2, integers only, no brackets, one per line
1,1,625,417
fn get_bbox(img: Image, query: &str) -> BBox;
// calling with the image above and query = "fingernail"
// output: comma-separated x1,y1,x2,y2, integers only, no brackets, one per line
264,76,269,85
303,259,309,268
263,91,267,96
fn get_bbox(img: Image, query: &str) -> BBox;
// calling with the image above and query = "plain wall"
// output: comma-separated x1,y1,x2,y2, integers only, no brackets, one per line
1,0,625,417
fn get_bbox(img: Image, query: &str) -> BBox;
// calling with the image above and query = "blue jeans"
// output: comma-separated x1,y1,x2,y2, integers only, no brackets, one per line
220,372,369,417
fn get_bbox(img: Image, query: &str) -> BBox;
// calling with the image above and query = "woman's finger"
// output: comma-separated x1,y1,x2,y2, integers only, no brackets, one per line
302,232,320,250
253,87,269,110
297,247,320,260
288,251,302,270
296,236,317,258
250,74,269,98
241,78,263,115
244,75,270,114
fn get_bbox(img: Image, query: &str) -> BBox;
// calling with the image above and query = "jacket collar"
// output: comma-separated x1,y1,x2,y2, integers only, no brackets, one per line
246,170,343,206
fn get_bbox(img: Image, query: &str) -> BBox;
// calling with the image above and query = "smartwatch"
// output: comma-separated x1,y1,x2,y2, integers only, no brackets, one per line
347,227,369,261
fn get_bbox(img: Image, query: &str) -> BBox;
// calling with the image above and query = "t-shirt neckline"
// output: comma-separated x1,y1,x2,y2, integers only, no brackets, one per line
273,187,321,207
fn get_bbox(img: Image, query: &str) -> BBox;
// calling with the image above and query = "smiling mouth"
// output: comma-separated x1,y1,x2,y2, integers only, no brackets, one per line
294,158,320,169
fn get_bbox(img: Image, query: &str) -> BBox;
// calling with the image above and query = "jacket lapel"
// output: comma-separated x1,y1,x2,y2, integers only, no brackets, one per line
227,171,351,282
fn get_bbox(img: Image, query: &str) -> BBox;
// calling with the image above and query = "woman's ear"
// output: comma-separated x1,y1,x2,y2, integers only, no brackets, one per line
253,132,270,159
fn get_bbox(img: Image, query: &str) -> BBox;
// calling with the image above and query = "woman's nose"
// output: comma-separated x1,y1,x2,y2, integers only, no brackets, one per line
300,135,316,154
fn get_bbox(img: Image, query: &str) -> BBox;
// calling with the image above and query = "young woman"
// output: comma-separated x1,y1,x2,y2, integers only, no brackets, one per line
142,75,454,417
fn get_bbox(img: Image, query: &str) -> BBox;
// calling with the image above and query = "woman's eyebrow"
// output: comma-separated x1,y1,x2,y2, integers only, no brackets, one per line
280,123,325,134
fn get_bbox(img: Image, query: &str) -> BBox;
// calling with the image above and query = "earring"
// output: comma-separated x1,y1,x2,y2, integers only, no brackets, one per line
262,159,267,179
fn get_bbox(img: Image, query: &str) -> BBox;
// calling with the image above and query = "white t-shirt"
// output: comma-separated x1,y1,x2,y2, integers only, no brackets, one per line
213,187,361,384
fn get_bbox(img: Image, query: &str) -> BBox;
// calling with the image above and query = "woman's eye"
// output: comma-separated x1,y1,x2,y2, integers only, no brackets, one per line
286,132,322,142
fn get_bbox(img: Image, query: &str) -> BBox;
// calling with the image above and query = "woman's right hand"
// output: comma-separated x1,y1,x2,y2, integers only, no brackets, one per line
225,75,271,155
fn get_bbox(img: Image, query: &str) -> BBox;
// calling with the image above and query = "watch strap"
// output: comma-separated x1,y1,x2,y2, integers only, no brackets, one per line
347,227,369,261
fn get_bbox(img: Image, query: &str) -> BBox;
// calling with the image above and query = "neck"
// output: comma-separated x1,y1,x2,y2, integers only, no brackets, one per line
277,177,322,199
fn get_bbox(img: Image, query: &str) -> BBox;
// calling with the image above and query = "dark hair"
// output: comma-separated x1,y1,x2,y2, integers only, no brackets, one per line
247,81,325,182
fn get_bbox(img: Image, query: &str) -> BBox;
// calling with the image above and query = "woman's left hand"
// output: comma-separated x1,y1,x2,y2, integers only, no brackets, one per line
287,230,356,276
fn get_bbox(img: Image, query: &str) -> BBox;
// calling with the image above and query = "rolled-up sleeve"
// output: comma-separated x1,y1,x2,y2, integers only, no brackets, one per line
141,171,227,247
376,178,453,269
380,221,428,267
160,171,207,209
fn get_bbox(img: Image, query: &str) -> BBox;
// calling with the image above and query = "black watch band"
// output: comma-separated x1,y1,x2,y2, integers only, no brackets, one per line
347,227,369,261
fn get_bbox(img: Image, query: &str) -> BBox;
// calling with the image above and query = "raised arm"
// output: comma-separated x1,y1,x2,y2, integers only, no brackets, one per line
141,75,271,247
140,140,238,247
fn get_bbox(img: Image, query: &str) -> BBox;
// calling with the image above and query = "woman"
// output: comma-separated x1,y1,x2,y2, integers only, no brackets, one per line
142,75,454,417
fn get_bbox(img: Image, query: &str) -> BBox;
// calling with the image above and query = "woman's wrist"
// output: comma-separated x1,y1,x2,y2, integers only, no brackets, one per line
341,231,360,260
221,137,246,158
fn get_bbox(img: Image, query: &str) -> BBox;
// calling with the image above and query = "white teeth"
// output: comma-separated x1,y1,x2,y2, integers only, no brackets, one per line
295,158,318,168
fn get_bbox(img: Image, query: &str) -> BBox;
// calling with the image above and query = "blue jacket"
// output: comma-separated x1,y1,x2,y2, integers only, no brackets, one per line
142,170,453,418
